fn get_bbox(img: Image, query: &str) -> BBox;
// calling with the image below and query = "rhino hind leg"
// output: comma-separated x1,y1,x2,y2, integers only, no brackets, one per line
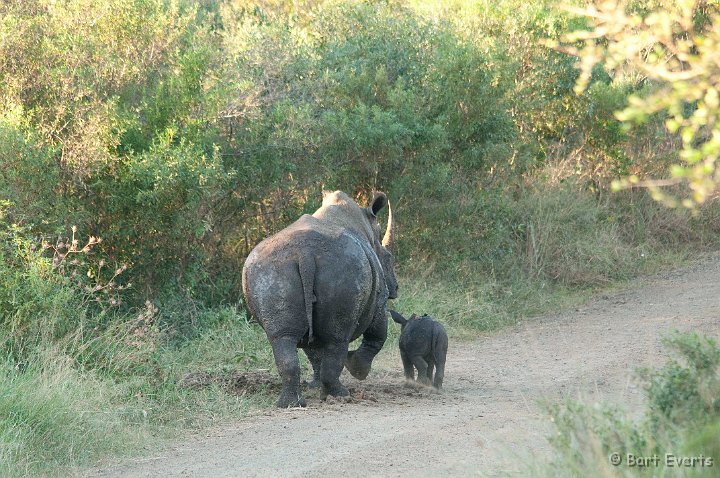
270,336,306,408
400,349,415,383
319,342,350,400
432,329,448,390
433,352,446,390
303,347,323,389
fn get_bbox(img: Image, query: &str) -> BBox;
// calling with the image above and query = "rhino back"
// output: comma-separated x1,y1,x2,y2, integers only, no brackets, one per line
399,317,443,358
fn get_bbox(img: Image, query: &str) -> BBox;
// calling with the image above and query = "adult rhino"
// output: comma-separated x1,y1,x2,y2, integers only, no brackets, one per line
242,190,398,407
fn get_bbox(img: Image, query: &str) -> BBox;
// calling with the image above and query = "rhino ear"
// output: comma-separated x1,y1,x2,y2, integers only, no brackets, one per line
369,192,387,217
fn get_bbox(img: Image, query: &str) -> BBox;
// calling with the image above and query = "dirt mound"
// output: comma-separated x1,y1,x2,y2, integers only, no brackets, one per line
179,367,442,407
178,370,282,396
302,373,443,408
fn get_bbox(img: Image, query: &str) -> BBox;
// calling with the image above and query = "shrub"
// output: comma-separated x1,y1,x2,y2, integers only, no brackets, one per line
0,207,81,358
645,333,720,431
544,332,720,477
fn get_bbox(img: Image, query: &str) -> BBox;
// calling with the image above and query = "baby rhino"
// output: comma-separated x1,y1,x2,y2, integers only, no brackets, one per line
389,310,448,389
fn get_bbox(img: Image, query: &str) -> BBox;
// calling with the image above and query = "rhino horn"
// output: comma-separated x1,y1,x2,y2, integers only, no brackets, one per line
382,200,395,251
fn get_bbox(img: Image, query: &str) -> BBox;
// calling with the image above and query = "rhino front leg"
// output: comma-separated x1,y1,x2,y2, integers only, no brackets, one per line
345,311,387,380
411,356,431,386
319,341,350,400
270,336,306,408
426,358,435,384
303,348,323,389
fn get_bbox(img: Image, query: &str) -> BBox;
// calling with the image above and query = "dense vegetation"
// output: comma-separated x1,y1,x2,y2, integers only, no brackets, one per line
1,0,718,475
543,332,720,477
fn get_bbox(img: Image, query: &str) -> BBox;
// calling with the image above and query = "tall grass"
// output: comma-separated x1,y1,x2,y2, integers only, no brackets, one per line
393,178,716,338
0,349,145,477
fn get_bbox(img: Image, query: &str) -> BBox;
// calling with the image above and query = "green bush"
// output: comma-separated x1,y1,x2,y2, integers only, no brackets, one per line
645,333,720,431
0,207,79,357
544,332,720,477
1,0,713,306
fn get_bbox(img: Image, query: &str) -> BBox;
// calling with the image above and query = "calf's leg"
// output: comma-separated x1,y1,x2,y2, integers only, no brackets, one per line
400,348,415,382
411,356,431,386
433,330,448,389
426,357,435,384
433,351,446,389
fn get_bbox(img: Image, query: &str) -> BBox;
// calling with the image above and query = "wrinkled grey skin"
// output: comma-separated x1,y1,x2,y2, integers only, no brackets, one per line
389,310,448,389
242,191,398,408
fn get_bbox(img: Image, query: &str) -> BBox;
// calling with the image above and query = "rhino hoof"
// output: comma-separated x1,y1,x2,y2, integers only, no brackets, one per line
276,393,307,408
321,383,349,400
346,362,371,380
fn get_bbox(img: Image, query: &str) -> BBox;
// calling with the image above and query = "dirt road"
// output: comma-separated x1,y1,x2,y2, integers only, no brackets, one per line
87,255,720,477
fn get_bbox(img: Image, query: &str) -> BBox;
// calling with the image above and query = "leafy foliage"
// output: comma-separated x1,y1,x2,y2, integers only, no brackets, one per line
546,331,720,477
557,0,720,207
2,0,710,303
645,333,720,429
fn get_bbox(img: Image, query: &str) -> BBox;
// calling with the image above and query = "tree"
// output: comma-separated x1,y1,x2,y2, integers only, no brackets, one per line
554,0,720,207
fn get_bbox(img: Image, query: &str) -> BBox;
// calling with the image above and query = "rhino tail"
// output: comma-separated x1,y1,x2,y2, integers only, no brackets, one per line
298,255,317,343
388,309,407,326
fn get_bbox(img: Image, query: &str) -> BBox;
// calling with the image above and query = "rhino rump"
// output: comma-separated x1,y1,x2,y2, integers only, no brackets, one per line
243,223,378,346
